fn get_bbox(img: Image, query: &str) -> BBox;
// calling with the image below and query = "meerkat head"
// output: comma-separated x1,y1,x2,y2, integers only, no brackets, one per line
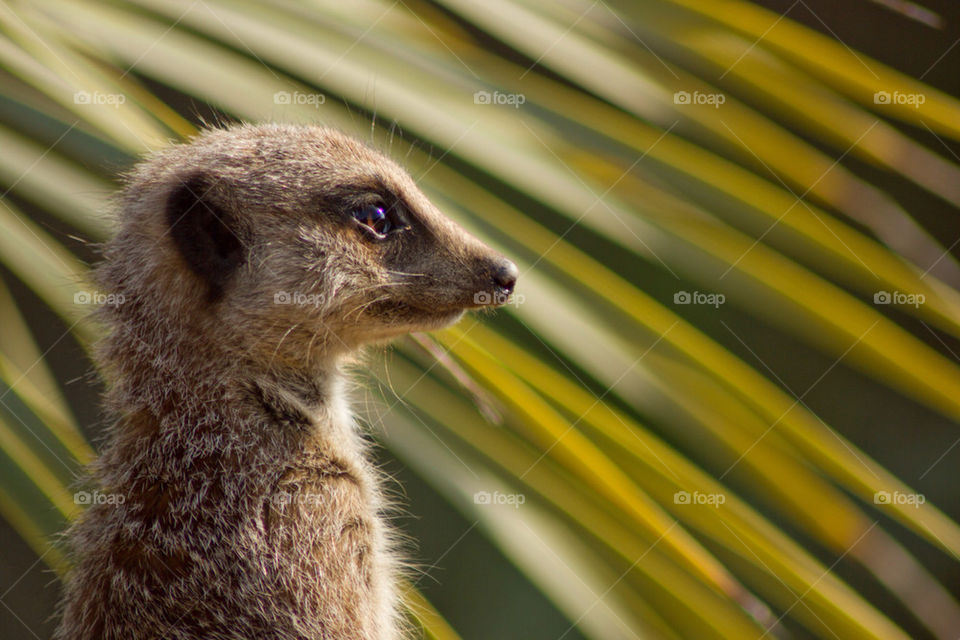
99,124,517,370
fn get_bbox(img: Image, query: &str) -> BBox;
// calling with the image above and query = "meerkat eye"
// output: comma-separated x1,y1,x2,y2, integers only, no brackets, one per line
351,204,406,238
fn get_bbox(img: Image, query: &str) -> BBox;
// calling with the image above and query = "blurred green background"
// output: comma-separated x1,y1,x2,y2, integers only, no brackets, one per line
2,0,960,638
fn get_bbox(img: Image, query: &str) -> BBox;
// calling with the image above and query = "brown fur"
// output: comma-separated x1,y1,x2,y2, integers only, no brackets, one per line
55,123,517,640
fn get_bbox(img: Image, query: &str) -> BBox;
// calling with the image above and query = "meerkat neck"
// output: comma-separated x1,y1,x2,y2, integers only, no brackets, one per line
95,313,357,479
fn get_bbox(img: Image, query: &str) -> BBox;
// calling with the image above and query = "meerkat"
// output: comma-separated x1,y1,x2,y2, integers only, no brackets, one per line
55,123,518,640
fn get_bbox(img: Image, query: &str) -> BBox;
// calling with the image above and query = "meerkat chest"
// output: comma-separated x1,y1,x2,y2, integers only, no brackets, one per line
264,409,381,545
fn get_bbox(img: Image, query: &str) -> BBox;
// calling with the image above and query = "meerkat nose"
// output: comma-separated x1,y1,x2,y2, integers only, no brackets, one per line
492,259,519,295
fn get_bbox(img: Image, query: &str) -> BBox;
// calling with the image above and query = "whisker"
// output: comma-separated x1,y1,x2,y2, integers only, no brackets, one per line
269,320,302,368
385,269,426,279
344,294,391,321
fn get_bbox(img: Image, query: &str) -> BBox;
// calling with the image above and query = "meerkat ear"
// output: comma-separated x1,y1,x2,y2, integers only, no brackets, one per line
166,173,245,301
